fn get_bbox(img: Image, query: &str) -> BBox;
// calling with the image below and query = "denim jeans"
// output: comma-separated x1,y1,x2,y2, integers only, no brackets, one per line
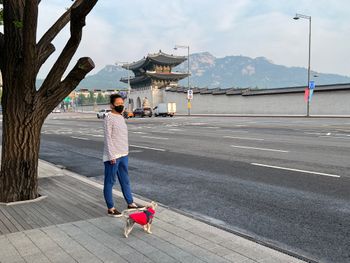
103,156,133,209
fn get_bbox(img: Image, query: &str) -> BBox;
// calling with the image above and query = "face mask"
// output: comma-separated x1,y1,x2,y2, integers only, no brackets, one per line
115,105,124,113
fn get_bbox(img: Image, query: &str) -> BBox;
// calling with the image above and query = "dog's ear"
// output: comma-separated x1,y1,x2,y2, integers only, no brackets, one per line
151,201,158,209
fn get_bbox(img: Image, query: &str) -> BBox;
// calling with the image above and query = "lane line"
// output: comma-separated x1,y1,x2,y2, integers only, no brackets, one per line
132,132,148,134
86,134,103,137
141,135,169,140
168,129,184,132
70,136,89,140
251,163,341,178
224,136,264,141
231,145,289,153
130,144,166,152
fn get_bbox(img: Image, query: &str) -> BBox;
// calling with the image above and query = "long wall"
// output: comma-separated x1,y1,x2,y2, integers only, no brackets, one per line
164,89,350,116
114,86,350,116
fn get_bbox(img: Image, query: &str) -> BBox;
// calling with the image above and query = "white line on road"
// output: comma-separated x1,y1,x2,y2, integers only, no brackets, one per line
132,132,148,134
304,132,322,135
231,145,289,153
224,136,264,141
251,163,341,178
130,144,166,152
70,136,89,140
86,134,103,137
168,129,184,132
141,136,169,140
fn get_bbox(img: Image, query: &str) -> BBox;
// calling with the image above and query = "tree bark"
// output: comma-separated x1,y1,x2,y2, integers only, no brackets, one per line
0,0,97,202
0,113,43,202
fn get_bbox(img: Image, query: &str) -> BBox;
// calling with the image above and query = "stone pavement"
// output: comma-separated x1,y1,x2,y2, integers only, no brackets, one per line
0,160,306,263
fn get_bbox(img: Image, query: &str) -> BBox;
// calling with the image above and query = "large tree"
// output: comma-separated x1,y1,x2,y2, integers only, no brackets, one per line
0,0,98,202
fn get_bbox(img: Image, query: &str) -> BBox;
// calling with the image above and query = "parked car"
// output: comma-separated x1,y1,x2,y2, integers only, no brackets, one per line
52,108,61,113
97,109,111,119
123,110,134,119
133,108,152,118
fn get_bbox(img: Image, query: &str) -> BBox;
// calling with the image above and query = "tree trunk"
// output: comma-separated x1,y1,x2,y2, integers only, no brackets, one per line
0,115,43,202
0,0,97,203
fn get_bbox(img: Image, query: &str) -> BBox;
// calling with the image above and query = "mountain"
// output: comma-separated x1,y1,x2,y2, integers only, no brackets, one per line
175,52,350,88
77,65,129,89
66,52,350,90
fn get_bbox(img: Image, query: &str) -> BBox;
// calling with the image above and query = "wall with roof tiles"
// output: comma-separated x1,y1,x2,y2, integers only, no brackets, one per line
163,90,350,116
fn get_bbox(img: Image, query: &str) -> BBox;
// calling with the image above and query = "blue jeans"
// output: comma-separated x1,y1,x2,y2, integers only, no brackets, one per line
103,156,133,209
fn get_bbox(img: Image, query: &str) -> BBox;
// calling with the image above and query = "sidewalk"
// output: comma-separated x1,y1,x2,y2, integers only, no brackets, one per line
0,160,306,263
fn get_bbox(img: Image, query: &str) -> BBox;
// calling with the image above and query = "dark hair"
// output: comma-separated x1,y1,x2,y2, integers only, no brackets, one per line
110,93,123,104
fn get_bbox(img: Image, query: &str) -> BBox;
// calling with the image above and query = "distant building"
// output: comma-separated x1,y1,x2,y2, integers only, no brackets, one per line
121,50,189,109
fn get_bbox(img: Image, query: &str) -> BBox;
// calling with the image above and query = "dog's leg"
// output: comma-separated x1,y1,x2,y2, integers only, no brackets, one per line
124,218,135,238
146,223,152,234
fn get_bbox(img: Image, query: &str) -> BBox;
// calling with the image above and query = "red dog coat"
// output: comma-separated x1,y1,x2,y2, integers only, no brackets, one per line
129,208,155,225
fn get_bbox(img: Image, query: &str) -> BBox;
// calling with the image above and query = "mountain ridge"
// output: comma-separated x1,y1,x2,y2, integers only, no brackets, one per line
60,52,350,90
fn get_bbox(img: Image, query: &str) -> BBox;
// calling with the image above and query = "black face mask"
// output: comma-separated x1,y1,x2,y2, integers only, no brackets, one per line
114,105,124,113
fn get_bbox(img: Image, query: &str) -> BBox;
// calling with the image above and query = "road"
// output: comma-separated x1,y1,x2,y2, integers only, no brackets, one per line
2,113,350,262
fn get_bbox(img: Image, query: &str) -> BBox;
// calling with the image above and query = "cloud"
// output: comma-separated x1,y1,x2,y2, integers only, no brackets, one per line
36,0,350,78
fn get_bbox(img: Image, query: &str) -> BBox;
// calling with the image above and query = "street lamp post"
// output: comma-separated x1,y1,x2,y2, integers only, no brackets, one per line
115,61,131,110
293,13,312,117
174,44,191,115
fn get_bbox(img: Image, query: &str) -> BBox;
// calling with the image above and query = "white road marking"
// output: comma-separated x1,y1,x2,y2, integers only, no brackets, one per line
168,129,184,132
251,163,341,178
304,132,322,135
224,136,264,141
130,144,166,152
190,122,208,126
86,134,103,137
70,136,89,140
141,136,169,140
319,135,350,140
132,132,148,134
231,145,289,153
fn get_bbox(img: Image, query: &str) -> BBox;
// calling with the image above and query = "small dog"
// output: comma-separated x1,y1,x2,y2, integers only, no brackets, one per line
123,201,158,238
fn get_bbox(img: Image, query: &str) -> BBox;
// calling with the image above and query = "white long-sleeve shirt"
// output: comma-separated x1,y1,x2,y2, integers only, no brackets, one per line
103,113,128,162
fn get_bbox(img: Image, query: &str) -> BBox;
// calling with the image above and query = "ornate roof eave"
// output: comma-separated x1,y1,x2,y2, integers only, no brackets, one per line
120,75,151,85
123,51,187,70
146,71,189,81
147,51,187,66
122,58,148,71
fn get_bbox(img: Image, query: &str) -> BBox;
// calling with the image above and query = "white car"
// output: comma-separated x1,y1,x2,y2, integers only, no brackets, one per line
97,109,111,119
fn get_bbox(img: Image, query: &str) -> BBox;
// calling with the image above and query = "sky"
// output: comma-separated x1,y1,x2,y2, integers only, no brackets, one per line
34,0,350,78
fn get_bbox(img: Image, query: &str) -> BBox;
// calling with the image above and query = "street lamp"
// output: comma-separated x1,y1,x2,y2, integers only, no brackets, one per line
174,44,191,115
293,13,312,117
115,61,131,110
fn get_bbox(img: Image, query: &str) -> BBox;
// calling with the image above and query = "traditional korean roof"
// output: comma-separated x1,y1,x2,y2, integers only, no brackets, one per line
146,71,189,81
123,51,187,71
120,75,150,85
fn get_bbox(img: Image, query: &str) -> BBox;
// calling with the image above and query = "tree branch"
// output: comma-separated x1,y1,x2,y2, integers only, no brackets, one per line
36,43,55,74
39,57,95,115
36,0,84,69
0,32,4,70
38,0,97,103
21,1,38,88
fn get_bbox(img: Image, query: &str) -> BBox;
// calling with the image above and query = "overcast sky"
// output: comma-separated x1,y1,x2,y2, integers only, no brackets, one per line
36,0,350,78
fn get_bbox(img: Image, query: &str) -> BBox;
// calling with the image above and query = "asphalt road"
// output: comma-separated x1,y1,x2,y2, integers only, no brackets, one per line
2,113,350,262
